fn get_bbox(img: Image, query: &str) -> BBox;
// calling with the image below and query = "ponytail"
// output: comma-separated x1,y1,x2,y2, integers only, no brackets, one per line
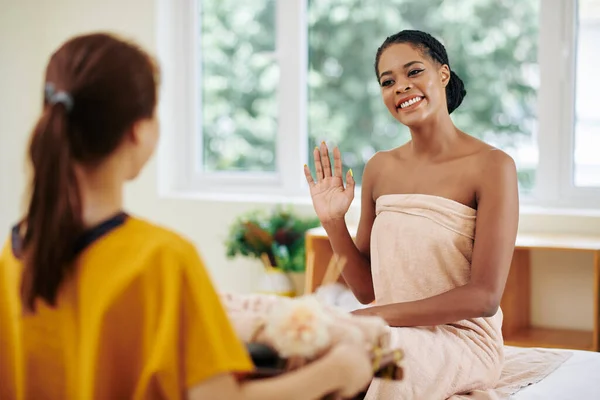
21,102,83,311
18,33,159,311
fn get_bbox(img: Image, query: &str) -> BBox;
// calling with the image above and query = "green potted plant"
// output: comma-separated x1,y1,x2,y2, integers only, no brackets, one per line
225,206,321,296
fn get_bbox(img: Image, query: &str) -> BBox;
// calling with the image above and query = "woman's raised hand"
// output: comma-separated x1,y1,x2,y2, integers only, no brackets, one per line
303,142,355,224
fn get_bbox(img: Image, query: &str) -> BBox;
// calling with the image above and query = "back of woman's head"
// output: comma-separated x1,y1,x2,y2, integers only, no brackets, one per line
21,32,158,311
374,30,466,114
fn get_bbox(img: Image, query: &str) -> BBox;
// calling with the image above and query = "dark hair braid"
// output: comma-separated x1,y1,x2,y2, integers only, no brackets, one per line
375,30,466,114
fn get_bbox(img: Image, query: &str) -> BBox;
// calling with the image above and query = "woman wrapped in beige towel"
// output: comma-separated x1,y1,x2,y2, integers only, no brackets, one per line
303,30,519,399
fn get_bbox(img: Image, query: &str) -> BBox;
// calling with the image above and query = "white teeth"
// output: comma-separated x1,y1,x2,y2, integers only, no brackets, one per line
400,96,422,109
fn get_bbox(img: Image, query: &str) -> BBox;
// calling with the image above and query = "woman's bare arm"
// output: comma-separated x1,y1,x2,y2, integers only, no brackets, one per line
353,150,519,326
187,343,372,400
321,152,381,304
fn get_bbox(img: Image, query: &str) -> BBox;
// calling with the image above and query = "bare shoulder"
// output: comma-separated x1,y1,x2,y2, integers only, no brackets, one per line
365,143,411,169
461,134,516,172
477,146,517,175
363,144,410,183
469,144,518,204
365,148,396,167
362,150,387,180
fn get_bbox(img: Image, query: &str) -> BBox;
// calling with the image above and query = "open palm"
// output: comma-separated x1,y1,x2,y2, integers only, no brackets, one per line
304,142,355,223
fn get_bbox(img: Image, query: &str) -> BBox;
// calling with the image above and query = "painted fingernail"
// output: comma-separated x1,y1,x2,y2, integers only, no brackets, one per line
349,168,353,177
303,164,308,168
321,141,326,145
315,146,319,151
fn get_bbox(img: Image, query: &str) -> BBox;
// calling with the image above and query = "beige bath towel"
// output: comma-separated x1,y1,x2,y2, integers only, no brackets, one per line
365,194,570,399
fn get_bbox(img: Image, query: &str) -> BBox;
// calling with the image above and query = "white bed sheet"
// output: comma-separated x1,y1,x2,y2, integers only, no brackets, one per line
513,348,600,399
314,287,600,399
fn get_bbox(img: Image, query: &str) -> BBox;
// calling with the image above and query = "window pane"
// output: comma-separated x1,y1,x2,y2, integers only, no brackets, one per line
307,0,539,193
574,0,600,187
200,0,277,172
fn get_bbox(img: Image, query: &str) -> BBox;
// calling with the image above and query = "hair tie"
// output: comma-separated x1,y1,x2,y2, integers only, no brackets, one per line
45,82,74,113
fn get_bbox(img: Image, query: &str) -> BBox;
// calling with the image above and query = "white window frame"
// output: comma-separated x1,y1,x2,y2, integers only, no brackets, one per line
157,0,600,209
532,0,600,209
557,0,600,207
157,0,309,202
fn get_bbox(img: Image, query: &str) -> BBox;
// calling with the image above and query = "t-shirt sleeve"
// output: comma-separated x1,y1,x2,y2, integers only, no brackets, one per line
176,242,254,388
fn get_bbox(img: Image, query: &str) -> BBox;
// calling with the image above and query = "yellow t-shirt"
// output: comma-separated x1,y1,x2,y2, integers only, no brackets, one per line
0,214,253,399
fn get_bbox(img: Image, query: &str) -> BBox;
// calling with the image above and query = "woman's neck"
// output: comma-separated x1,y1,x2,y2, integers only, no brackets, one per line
408,112,461,158
75,162,124,228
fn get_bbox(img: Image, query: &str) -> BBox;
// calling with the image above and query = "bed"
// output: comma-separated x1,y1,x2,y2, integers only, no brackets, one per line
514,348,600,399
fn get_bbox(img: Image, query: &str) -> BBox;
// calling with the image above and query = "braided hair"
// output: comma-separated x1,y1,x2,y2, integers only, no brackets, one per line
375,30,466,114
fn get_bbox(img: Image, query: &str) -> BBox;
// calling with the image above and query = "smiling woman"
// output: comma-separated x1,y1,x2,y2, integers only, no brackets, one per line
302,29,568,399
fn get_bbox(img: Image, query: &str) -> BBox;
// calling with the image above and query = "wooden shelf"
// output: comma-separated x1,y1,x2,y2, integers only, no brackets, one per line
515,233,600,252
504,327,595,351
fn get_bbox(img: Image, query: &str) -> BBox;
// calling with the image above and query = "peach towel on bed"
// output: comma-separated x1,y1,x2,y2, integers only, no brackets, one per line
365,194,570,399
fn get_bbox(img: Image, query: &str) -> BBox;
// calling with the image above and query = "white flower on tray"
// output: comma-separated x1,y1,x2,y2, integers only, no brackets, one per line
263,296,333,359
221,291,390,360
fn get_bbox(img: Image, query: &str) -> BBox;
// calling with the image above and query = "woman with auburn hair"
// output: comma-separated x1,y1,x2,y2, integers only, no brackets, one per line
0,32,373,400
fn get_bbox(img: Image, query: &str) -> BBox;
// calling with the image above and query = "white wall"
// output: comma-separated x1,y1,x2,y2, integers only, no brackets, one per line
1,0,598,331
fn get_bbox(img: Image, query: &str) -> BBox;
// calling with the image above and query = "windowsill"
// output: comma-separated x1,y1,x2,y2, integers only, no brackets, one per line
160,189,600,218
519,204,600,218
159,189,316,206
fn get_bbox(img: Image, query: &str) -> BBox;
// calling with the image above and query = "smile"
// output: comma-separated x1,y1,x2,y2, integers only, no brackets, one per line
397,96,424,110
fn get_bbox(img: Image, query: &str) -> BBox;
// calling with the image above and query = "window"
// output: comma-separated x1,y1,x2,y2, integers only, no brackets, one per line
200,0,278,173
574,0,600,187
158,0,600,208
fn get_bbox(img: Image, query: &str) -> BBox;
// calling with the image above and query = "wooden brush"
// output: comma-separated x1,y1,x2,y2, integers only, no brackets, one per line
306,252,316,291
321,254,347,287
